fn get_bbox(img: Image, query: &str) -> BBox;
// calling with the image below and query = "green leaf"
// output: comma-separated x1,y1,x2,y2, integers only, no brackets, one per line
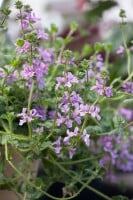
82,44,93,56
40,141,52,151
50,24,58,34
16,39,24,47
104,43,112,51
94,42,103,52
70,21,78,31
113,115,125,128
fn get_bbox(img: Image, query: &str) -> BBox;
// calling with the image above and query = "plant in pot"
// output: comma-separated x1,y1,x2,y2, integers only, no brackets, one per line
0,2,133,200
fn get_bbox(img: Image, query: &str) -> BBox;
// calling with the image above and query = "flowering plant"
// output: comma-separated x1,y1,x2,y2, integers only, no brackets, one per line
0,2,133,200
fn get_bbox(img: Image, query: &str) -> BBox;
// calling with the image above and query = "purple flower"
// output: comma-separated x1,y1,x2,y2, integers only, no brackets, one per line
69,148,76,159
123,82,133,94
70,91,83,105
21,65,35,79
100,156,110,169
17,41,31,54
79,104,89,117
17,108,40,126
67,127,79,137
91,81,104,96
25,12,40,23
119,107,133,121
104,86,113,97
60,104,70,113
34,126,44,133
0,68,5,78
56,113,65,126
56,77,66,90
69,57,77,67
97,54,103,62
65,116,73,128
38,48,54,63
48,110,56,119
65,72,78,87
82,129,90,147
116,45,125,54
22,20,28,29
35,105,46,121
64,127,79,145
34,61,48,90
87,68,95,78
53,136,62,154
7,71,18,84
89,105,101,120
72,108,81,125
56,72,78,89
36,29,49,40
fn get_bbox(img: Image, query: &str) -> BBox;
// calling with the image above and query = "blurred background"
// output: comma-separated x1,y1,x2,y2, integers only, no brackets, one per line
1,0,133,42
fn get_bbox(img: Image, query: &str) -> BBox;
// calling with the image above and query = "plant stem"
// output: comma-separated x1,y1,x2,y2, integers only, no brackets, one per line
50,158,112,200
121,24,132,77
59,155,102,165
27,80,35,138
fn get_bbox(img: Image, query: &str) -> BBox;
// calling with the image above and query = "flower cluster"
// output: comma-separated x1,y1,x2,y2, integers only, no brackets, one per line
0,1,133,199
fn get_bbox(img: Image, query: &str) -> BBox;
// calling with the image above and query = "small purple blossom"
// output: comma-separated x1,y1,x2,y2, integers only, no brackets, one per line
53,136,62,154
69,147,76,159
100,156,110,169
22,20,28,29
48,110,56,119
119,107,133,121
25,12,41,23
82,129,90,147
91,81,104,96
116,45,125,54
36,29,49,40
0,68,5,78
34,126,44,133
7,70,18,84
79,104,89,117
35,105,46,121
64,127,79,145
122,82,133,94
21,65,35,79
104,86,113,97
38,48,54,63
89,105,101,120
56,113,65,126
65,72,78,87
56,72,78,89
17,108,40,126
17,41,31,54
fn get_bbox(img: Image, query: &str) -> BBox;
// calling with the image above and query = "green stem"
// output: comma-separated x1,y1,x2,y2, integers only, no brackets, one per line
27,80,35,138
0,15,7,27
50,158,112,200
121,24,132,77
6,159,94,200
19,9,25,39
59,155,102,165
